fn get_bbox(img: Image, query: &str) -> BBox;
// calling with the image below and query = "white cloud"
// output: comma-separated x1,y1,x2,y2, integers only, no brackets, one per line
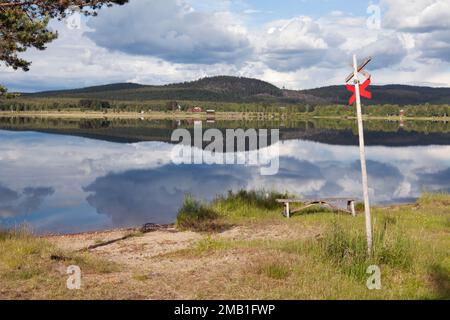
2,0,450,90
85,0,252,65
382,0,450,32
1,130,449,222
415,30,450,63
258,17,329,71
1,18,250,91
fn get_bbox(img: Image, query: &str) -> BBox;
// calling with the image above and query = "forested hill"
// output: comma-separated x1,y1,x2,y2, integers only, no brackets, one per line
164,76,283,97
25,76,450,105
300,84,450,105
27,76,283,102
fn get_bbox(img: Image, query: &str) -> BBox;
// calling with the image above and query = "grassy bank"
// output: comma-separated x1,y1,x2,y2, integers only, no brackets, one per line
0,228,120,299
1,192,449,299
175,191,450,299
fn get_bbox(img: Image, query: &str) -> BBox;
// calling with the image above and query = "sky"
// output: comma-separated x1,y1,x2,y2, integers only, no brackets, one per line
1,0,450,92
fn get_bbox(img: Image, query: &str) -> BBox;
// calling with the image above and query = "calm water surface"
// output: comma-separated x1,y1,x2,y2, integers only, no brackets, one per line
0,118,449,234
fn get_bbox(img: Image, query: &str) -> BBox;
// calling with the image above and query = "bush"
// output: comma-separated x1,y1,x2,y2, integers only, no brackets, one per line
176,195,221,232
355,202,365,212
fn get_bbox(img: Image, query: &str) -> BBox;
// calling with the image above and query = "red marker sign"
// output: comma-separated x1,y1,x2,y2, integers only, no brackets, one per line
346,77,372,105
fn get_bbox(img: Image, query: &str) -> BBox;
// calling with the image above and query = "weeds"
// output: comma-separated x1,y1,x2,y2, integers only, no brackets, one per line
195,236,231,252
258,262,291,280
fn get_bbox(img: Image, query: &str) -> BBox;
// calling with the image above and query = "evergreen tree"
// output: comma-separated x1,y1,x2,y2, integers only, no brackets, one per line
0,0,128,95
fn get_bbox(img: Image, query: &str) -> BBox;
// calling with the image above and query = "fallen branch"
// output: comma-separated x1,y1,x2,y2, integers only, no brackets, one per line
79,223,175,252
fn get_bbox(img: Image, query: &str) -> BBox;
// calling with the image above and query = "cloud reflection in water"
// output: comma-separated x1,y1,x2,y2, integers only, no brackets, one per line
0,130,449,233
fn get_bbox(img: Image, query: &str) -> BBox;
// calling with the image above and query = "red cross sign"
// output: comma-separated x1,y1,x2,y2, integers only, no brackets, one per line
346,77,372,106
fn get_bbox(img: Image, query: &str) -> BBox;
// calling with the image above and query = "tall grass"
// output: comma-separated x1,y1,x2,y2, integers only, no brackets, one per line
258,262,291,280
216,189,291,210
311,217,412,279
418,192,450,207
176,190,292,226
176,195,222,231
0,227,119,282
0,227,54,280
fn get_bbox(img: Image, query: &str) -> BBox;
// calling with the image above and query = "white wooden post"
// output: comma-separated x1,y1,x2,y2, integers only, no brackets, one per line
285,202,290,218
352,54,373,256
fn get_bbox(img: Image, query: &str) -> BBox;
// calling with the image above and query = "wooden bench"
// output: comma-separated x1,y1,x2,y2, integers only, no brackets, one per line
276,198,357,218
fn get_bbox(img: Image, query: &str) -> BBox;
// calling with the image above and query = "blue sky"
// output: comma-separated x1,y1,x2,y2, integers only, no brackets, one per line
1,0,450,92
236,0,371,20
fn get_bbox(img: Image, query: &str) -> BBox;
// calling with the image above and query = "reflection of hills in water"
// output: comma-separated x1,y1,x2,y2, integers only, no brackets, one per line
1,125,449,233
0,117,449,147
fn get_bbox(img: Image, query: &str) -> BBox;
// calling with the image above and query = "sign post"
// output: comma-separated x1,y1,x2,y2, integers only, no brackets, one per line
346,54,373,256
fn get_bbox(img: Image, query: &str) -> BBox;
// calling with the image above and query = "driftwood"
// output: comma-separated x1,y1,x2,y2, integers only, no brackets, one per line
83,234,134,251
140,223,174,233
80,223,175,251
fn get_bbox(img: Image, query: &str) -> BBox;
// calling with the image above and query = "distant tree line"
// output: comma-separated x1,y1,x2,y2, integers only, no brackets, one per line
0,98,449,118
310,104,450,117
79,99,111,110
0,115,448,138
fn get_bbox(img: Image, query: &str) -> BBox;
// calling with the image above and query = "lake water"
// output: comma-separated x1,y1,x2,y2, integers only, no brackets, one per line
0,117,449,234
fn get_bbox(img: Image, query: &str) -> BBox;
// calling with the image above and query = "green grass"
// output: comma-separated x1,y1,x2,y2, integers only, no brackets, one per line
173,192,450,299
258,262,291,280
175,190,290,231
211,189,290,222
176,195,224,232
417,192,450,207
308,218,412,280
157,236,238,259
0,227,60,280
195,236,232,252
0,227,121,298
2,192,449,299
216,190,291,210
132,273,151,282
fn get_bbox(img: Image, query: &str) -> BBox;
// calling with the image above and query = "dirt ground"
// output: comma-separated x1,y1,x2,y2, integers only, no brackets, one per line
47,223,319,266
42,222,321,299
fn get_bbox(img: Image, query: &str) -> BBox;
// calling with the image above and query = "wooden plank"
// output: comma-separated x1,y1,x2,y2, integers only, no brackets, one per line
288,202,353,215
276,197,358,218
276,197,357,203
345,56,372,83
290,203,317,214
348,200,356,217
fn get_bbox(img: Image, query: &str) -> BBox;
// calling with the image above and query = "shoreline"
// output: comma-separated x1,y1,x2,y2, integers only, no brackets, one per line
1,193,449,299
38,201,418,238
41,223,175,238
0,111,449,121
